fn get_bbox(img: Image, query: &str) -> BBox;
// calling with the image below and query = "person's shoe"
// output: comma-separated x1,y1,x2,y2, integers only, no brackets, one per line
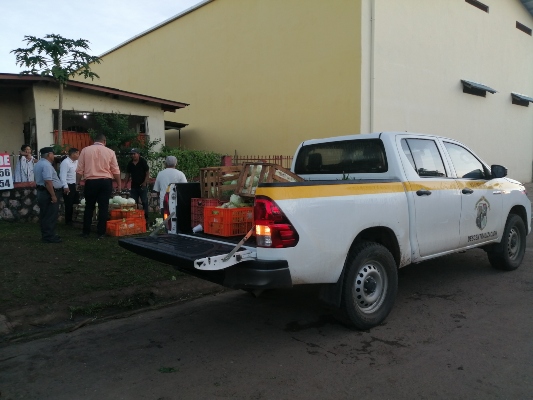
79,233,89,238
97,234,106,239
42,236,62,243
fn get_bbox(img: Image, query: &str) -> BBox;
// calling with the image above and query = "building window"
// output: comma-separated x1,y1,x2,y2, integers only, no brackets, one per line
511,92,533,107
465,0,489,13
516,21,532,36
461,79,497,97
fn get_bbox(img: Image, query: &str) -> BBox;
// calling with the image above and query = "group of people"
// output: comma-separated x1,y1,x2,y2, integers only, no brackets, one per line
17,133,187,243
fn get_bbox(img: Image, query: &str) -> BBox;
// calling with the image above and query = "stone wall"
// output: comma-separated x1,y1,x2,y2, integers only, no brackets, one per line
0,183,160,223
0,184,63,223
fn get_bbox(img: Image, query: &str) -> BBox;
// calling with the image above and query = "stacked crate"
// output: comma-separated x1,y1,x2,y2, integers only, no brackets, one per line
106,204,146,237
194,163,301,237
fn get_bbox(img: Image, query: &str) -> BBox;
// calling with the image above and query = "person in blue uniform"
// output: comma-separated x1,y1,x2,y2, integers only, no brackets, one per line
34,147,63,243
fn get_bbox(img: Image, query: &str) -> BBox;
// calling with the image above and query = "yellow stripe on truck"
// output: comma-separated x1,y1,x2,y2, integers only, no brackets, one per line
256,182,405,200
256,179,522,201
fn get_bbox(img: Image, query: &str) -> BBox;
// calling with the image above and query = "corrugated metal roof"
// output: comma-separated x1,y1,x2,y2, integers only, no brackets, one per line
0,73,189,111
461,79,497,94
520,0,533,16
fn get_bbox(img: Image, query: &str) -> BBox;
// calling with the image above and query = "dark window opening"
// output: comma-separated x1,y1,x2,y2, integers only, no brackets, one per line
463,85,487,97
511,93,533,107
461,80,496,97
465,0,489,13
512,97,529,107
516,21,532,36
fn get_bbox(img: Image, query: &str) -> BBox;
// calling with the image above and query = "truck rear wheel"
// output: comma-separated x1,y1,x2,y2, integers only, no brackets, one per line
487,214,526,271
341,242,398,330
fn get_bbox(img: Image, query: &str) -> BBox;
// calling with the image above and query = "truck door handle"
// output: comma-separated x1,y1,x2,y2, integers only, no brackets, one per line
462,188,474,195
416,190,431,196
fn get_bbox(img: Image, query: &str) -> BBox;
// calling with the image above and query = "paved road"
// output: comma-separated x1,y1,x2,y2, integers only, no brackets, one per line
1,189,532,399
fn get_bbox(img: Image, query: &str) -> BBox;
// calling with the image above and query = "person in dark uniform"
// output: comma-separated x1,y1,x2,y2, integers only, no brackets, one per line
124,148,150,223
34,147,63,243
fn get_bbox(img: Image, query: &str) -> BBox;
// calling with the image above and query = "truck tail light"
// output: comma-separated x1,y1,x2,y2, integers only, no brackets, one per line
163,190,171,230
254,196,299,248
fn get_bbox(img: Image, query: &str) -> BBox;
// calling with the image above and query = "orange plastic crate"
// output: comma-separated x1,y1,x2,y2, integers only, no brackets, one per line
109,209,144,220
109,209,123,220
122,209,145,219
203,206,253,237
106,218,146,237
191,198,223,228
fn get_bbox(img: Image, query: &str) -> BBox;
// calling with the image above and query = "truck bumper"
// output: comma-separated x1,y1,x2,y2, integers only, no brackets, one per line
181,259,292,290
118,235,292,290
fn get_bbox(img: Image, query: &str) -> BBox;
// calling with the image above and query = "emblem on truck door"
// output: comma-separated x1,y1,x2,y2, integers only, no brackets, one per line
475,196,490,230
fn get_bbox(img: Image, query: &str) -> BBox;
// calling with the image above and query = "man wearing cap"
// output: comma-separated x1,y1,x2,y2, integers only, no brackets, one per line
34,147,63,243
124,148,150,223
153,156,187,214
76,133,121,239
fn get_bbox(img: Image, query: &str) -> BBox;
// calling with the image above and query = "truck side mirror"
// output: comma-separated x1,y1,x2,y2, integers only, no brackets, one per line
491,164,507,179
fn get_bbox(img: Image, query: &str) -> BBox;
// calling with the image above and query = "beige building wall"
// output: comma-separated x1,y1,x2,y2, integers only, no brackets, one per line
0,89,25,154
87,0,363,156
32,84,166,152
365,0,533,182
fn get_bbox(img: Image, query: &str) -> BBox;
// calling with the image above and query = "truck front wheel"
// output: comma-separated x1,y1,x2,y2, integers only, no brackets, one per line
487,214,526,271
341,242,398,330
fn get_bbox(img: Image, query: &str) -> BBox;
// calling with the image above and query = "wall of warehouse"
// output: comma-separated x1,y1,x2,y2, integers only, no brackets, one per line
364,0,533,182
84,0,363,157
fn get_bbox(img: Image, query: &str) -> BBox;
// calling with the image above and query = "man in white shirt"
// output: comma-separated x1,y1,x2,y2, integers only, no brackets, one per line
59,147,80,225
153,156,187,213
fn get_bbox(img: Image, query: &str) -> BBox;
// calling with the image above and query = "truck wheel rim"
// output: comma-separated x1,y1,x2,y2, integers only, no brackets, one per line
507,227,520,260
354,262,386,313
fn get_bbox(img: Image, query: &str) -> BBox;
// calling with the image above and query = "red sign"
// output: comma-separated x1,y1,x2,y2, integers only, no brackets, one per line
0,153,14,190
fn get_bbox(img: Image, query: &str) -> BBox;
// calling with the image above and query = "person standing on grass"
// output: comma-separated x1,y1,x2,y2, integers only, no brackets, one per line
34,147,63,243
14,144,35,183
76,133,121,239
124,148,150,223
59,147,79,226
153,156,187,215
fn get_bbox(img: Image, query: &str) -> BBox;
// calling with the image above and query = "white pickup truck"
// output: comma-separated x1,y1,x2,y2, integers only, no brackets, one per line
119,132,531,329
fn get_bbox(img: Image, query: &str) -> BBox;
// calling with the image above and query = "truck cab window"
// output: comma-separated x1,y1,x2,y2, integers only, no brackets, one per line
443,142,487,179
401,138,447,177
294,139,388,175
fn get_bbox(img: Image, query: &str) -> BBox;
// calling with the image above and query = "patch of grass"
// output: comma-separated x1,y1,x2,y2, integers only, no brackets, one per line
0,221,185,312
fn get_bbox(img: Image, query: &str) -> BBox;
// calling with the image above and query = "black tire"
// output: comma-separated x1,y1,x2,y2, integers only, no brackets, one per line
341,242,398,330
487,214,526,271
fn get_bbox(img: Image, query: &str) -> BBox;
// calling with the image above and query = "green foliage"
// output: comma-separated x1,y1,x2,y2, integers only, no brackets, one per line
50,143,70,156
149,146,222,180
11,34,101,84
87,112,143,170
88,112,138,150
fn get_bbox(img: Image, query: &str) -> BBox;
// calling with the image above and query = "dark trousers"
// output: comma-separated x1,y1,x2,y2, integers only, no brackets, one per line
130,186,149,220
63,183,77,224
37,189,59,240
83,179,112,236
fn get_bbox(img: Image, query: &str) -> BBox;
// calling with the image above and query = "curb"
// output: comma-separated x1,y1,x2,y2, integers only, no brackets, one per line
0,277,231,345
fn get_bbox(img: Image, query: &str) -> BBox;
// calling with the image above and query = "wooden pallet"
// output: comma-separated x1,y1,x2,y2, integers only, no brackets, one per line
199,165,243,200
235,163,303,197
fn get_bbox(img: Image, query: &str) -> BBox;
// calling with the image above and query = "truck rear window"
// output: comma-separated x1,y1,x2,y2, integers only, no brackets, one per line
294,139,388,175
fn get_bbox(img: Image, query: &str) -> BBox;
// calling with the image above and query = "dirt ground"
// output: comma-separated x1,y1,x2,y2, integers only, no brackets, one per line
0,221,224,339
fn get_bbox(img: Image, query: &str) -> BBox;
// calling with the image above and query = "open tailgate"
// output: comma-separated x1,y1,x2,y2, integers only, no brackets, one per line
118,234,256,271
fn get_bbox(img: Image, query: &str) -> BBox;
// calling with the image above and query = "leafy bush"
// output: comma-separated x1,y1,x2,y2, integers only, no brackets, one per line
149,146,222,180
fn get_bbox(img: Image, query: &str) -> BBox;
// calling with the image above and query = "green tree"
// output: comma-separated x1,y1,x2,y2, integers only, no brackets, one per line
11,34,102,145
